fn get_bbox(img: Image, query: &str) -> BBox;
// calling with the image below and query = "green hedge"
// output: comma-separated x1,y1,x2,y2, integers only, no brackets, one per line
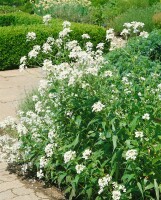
0,12,42,26
0,6,20,14
0,19,107,70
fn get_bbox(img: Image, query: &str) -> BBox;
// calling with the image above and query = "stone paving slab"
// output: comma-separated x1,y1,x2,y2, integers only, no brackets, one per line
0,68,43,121
0,162,50,200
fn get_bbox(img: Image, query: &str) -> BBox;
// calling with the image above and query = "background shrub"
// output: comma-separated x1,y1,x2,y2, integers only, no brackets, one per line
0,0,33,13
109,6,156,33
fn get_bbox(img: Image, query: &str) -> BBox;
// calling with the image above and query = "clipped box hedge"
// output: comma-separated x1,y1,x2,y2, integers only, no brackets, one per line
0,17,107,70
0,12,42,26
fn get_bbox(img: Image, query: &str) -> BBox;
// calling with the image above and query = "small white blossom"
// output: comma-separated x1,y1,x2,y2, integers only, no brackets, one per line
45,143,53,157
20,56,27,64
142,113,150,120
98,174,112,194
82,149,92,160
75,164,85,174
82,34,90,39
139,31,149,38
106,28,115,40
28,49,39,59
112,190,121,200
126,149,138,160
92,101,105,112
64,150,76,163
37,169,44,179
63,21,71,28
135,131,144,138
43,14,52,25
26,32,36,41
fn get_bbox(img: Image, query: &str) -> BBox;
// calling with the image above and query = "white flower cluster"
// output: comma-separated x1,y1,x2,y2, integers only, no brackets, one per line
45,143,54,157
0,134,20,163
26,32,36,41
98,174,112,194
82,149,92,160
75,164,85,174
0,116,16,129
40,156,48,168
106,28,126,51
121,22,148,39
92,101,105,112
64,150,76,163
43,14,52,25
125,149,138,160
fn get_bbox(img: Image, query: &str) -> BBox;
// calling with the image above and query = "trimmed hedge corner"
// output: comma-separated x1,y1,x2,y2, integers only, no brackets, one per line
0,18,108,70
0,12,42,26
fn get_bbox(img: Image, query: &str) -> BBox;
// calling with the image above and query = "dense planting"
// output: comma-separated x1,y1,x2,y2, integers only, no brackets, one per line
1,22,161,200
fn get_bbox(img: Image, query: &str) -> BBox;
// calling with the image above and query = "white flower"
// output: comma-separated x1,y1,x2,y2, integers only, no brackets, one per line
19,63,27,72
75,164,85,174
16,124,28,136
82,34,90,39
98,174,112,194
20,56,27,64
82,149,92,160
59,28,71,38
63,21,71,28
142,113,150,120
42,59,53,71
40,156,48,168
64,150,76,163
120,28,129,37
28,49,39,59
135,131,144,138
96,43,104,50
138,92,142,97
26,32,36,41
106,28,115,40
125,149,138,160
157,84,161,90
104,70,113,77
33,45,41,51
139,31,149,38
112,190,121,200
42,43,52,53
32,95,39,102
37,169,44,179
43,14,52,25
92,101,105,112
45,143,53,157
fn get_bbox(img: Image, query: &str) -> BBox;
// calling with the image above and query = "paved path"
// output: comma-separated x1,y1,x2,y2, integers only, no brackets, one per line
0,162,49,200
0,68,43,121
0,69,64,200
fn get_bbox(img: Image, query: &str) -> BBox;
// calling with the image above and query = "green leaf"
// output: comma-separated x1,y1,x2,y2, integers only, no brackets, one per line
66,134,79,148
129,116,139,132
112,135,118,151
86,188,92,199
58,173,67,187
154,179,160,200
137,182,144,198
145,183,154,191
87,118,99,127
102,121,106,130
75,115,82,127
